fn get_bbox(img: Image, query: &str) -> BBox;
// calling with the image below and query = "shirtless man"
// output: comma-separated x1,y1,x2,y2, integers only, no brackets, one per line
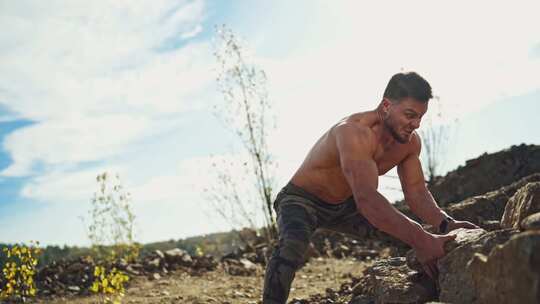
262,72,478,304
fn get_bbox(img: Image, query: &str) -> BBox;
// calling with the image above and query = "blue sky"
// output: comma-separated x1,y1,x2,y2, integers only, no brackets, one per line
0,1,539,246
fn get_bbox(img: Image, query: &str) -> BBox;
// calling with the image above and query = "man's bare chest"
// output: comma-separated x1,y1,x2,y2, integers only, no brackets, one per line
373,147,408,175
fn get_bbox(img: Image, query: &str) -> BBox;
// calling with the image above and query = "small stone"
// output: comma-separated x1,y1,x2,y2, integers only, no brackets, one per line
126,265,140,276
154,250,165,259
67,286,80,292
146,258,161,269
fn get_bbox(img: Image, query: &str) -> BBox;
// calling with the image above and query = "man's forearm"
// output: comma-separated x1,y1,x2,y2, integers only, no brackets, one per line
406,190,450,227
354,189,432,249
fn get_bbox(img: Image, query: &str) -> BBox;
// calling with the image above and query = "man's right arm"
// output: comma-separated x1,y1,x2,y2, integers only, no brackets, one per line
334,123,431,248
334,123,454,278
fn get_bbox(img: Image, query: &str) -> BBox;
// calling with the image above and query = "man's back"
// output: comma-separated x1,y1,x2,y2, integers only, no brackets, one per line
290,110,416,203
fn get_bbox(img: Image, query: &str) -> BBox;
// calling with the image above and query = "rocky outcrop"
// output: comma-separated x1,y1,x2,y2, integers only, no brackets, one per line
358,228,517,304
437,229,517,303
429,144,540,206
443,173,540,225
469,231,540,304
501,181,540,229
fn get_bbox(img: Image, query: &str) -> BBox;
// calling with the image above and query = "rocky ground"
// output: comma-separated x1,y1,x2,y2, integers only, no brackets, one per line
36,257,371,304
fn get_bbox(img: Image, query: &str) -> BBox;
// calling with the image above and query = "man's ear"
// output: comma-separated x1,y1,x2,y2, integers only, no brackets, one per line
381,98,392,115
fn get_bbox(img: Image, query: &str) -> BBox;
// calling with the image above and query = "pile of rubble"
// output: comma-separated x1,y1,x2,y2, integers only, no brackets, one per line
35,256,95,297
31,234,269,297
32,248,219,298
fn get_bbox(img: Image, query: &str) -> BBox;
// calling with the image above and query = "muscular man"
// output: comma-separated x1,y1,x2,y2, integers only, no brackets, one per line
262,72,478,304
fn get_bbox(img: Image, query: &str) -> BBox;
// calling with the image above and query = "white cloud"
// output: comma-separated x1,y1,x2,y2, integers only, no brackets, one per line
0,1,215,178
0,0,211,118
6,153,257,245
2,115,151,176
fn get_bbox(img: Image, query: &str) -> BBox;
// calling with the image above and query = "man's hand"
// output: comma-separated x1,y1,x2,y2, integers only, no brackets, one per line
447,219,479,232
414,233,456,279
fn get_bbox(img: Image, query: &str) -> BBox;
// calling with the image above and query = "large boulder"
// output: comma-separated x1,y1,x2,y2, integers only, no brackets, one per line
428,144,540,206
444,174,540,225
501,182,540,229
469,231,540,304
437,229,517,303
406,228,486,273
350,257,437,303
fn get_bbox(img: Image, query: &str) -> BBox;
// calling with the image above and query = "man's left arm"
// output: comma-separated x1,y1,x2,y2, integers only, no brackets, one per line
397,135,478,232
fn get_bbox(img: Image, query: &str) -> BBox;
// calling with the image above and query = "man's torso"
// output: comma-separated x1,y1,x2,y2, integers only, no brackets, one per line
290,110,415,204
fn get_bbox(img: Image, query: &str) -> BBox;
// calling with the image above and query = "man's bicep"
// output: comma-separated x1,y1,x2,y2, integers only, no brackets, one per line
341,159,379,191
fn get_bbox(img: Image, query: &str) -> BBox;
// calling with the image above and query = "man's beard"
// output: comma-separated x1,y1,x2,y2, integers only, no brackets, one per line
383,118,409,144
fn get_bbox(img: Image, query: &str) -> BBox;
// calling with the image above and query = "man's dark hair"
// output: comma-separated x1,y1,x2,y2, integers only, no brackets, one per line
383,72,433,102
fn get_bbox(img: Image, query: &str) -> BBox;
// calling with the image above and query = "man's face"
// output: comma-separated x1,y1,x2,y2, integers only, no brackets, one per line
383,97,428,144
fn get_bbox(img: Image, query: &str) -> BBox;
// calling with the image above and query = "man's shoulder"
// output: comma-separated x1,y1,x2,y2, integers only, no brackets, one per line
331,118,377,155
332,111,377,135
333,120,375,139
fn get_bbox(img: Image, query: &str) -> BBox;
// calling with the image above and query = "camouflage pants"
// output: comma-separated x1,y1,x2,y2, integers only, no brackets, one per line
262,182,377,304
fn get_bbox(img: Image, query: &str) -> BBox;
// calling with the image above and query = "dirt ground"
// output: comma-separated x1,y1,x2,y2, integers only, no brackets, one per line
42,257,371,304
